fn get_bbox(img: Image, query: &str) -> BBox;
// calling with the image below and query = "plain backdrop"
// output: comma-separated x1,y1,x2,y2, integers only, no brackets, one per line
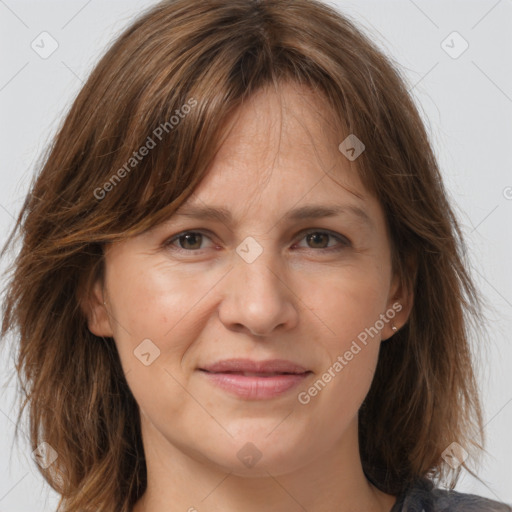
0,0,511,510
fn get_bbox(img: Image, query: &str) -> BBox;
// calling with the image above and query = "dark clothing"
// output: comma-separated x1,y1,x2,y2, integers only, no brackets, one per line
390,478,511,512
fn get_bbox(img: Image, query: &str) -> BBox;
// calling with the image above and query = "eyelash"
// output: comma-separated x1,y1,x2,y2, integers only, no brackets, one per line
163,229,351,255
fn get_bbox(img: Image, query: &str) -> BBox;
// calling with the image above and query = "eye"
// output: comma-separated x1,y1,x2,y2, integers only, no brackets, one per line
293,229,351,252
164,231,216,253
163,229,350,255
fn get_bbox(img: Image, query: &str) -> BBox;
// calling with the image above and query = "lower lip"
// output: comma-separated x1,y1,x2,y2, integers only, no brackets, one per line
199,370,311,399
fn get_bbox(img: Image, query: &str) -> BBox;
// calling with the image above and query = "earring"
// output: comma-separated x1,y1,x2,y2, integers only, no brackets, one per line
391,324,398,332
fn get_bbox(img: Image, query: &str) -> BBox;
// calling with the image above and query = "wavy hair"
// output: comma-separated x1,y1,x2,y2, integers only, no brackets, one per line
1,0,486,510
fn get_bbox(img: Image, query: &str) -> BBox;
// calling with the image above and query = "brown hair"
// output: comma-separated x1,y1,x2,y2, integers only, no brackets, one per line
1,0,487,510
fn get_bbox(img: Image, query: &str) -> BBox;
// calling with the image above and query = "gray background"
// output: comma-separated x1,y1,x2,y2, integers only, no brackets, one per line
0,0,511,510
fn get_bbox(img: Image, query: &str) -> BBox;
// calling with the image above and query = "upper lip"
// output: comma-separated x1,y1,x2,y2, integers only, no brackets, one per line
199,358,310,374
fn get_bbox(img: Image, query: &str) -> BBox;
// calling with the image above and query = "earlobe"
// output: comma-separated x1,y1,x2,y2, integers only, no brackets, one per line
382,250,416,340
383,275,414,341
381,301,407,342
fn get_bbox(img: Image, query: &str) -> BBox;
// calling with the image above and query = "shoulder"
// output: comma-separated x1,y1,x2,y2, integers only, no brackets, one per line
393,478,512,512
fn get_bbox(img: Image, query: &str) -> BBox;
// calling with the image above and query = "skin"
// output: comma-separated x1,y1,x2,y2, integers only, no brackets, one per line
86,81,413,512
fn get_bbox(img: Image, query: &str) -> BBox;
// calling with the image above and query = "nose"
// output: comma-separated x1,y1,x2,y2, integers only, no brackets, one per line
217,248,299,338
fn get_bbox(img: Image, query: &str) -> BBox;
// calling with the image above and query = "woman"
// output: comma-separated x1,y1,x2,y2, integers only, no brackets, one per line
1,0,510,511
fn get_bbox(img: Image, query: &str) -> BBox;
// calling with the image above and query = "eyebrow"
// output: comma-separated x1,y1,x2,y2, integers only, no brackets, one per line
173,203,373,229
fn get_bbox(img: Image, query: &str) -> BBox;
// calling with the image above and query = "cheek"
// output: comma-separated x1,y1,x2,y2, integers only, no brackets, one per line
103,270,201,421
103,255,228,410
298,297,382,429
304,263,390,348
105,256,213,349
298,266,387,403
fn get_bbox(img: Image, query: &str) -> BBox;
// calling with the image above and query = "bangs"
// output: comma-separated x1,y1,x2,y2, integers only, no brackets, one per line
72,3,367,243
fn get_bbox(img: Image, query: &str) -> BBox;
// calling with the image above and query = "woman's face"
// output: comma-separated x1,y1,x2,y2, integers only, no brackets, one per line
87,81,410,476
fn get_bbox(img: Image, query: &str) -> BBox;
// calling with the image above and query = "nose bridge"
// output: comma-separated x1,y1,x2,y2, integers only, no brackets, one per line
234,232,284,296
219,233,297,336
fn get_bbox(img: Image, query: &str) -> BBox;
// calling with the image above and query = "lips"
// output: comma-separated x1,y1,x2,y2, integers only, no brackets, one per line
198,358,312,400
199,358,310,375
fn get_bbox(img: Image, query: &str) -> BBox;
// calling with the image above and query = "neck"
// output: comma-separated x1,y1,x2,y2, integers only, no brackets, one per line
132,416,397,512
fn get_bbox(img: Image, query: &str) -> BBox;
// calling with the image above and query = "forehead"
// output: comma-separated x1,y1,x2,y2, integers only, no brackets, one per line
214,82,343,166
177,82,379,229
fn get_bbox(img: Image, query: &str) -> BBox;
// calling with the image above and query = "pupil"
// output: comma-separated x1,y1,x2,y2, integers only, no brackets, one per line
308,233,327,248
181,233,201,249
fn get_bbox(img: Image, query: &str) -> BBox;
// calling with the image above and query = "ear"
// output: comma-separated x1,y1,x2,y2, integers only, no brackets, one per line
83,278,114,338
382,255,415,341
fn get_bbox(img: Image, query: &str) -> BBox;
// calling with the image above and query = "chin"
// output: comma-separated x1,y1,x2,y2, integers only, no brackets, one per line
203,430,313,477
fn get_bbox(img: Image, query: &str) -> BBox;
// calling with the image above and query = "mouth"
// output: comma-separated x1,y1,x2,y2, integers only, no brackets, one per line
197,359,312,399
